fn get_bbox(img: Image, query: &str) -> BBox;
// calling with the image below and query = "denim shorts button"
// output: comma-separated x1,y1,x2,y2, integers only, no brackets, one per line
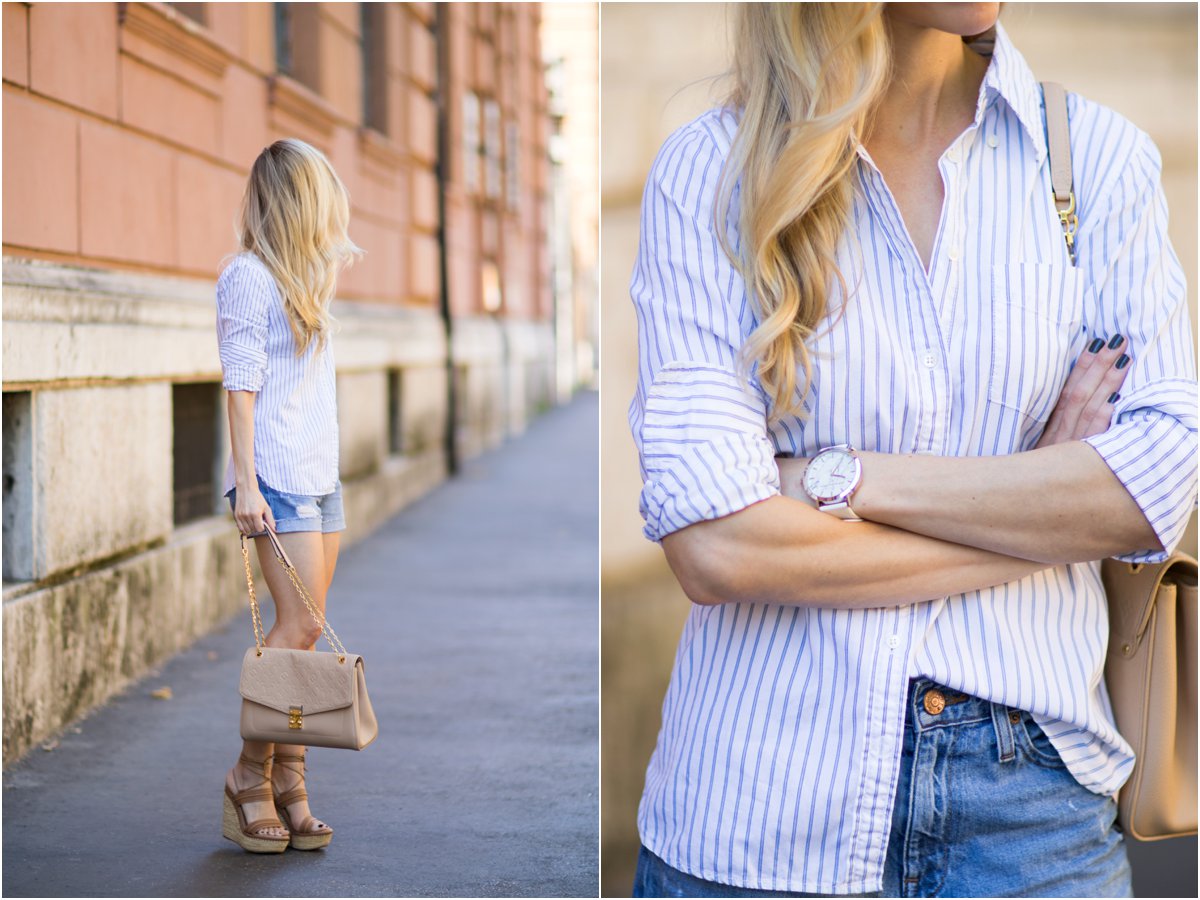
923,689,945,715
1009,710,1021,724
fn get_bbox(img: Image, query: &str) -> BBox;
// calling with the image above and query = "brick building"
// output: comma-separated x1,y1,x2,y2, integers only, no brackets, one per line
1,2,594,763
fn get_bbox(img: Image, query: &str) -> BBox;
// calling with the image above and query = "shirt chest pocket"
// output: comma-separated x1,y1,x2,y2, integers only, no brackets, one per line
988,263,1086,425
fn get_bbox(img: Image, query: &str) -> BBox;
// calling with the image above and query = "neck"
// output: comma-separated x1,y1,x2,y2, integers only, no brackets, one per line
866,19,988,150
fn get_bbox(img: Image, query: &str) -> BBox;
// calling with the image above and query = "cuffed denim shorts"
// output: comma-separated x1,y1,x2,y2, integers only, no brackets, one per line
225,473,346,535
633,677,1132,898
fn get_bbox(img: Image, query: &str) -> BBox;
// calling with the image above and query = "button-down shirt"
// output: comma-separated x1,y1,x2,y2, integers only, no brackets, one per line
216,251,340,497
628,21,1196,895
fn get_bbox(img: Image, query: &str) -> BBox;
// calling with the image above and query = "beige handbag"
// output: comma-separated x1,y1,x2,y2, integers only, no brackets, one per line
237,524,378,750
1102,554,1198,840
1041,80,1199,840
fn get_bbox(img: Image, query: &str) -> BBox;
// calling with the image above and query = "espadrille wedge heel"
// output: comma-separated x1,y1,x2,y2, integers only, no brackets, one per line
272,750,333,850
223,754,290,853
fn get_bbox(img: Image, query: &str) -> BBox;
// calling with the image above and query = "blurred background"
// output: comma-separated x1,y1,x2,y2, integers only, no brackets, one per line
600,3,1197,896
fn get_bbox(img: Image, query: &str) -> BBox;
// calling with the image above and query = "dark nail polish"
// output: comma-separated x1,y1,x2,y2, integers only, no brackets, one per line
1107,334,1125,349
1107,392,1120,404
1087,338,1105,353
1116,354,1130,369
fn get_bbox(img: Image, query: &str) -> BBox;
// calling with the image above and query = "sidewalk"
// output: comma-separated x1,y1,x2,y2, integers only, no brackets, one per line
3,391,599,898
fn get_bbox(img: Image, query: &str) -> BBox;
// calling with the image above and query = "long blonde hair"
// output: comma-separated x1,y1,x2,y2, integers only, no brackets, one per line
717,3,890,421
230,138,365,356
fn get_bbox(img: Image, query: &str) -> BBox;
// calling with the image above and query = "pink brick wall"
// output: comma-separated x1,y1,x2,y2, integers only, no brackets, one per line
3,1,552,321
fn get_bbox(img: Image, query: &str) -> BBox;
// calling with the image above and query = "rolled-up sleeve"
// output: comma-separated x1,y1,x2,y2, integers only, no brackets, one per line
215,258,270,392
628,116,780,544
1078,130,1198,564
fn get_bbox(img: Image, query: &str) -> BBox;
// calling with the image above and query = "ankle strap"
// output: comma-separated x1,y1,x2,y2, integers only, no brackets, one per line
239,753,273,776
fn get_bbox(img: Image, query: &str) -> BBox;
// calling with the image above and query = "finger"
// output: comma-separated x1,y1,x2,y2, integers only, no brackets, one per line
1058,335,1126,436
1077,353,1131,438
264,507,276,531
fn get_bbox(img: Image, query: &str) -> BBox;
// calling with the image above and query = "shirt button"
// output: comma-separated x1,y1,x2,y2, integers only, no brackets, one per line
987,134,999,149
887,635,899,649
947,246,960,261
922,352,937,369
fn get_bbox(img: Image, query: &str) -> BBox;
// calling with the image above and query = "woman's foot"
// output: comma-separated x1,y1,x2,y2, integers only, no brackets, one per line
272,750,333,850
223,754,289,853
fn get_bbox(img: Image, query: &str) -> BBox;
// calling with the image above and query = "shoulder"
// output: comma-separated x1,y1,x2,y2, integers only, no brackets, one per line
644,106,741,219
1065,91,1163,209
217,252,278,305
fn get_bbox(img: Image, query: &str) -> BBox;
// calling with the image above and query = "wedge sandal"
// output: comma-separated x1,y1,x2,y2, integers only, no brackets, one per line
272,751,333,850
222,754,290,853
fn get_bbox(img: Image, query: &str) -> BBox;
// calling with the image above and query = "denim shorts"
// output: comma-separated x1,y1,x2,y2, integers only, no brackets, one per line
633,677,1132,898
225,474,346,535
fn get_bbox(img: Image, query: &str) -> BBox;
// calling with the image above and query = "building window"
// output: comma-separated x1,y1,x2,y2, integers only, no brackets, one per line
505,121,520,213
387,369,403,455
483,99,502,201
462,92,481,194
172,384,220,526
168,3,207,26
275,3,294,76
361,3,388,133
2,391,33,583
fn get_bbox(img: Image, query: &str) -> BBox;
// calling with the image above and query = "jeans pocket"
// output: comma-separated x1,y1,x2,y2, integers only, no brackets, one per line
988,263,1086,425
1014,712,1070,770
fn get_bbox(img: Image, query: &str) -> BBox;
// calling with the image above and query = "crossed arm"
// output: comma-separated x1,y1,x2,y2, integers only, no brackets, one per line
662,340,1163,609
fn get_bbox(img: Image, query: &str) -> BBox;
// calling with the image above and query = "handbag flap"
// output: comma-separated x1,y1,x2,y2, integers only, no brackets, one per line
1104,553,1199,650
239,647,364,715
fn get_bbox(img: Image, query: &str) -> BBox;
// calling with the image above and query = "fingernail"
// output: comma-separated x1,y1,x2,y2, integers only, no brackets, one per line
1087,338,1105,353
1108,392,1120,404
1107,334,1125,349
1116,354,1130,369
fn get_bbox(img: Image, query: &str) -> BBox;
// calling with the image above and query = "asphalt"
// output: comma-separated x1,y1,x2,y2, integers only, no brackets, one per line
2,390,599,898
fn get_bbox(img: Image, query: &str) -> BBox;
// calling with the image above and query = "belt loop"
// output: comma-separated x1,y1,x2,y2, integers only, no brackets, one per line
991,701,1016,763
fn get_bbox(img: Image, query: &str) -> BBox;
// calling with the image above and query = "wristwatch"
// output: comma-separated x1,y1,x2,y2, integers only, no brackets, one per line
802,444,864,521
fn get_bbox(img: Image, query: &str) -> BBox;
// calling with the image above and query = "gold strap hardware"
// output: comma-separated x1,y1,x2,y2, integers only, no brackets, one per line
1056,192,1078,265
288,706,304,730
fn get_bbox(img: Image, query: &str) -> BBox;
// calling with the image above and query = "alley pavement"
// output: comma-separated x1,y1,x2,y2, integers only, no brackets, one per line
3,391,599,898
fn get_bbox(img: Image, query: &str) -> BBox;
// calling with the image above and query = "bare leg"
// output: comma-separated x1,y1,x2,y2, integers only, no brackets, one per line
261,530,338,836
227,530,329,836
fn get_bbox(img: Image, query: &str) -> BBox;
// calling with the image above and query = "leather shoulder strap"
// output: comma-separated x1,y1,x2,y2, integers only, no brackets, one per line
1040,81,1078,265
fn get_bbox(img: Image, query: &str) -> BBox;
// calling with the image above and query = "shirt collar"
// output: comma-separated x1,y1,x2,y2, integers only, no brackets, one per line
971,19,1048,163
853,19,1048,165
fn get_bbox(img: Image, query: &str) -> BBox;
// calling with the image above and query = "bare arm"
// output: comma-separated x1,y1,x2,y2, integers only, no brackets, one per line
777,340,1162,565
662,494,1049,608
227,390,274,534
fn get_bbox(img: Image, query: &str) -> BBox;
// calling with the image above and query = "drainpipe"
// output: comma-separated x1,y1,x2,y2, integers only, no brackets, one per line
434,3,458,476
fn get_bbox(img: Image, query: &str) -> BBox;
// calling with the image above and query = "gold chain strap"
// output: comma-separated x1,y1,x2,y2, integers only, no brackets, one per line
239,531,347,663
240,535,268,653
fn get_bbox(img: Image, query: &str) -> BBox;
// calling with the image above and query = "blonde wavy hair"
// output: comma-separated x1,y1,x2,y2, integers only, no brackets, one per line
228,138,365,357
717,3,890,421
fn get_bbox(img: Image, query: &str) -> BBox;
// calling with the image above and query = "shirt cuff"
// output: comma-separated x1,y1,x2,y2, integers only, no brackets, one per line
221,365,264,392
637,362,781,543
1083,399,1198,564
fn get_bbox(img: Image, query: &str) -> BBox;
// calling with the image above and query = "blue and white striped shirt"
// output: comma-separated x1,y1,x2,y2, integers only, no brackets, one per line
215,251,340,497
629,21,1196,895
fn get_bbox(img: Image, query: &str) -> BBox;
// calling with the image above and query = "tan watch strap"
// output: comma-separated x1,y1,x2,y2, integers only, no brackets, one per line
1040,81,1077,265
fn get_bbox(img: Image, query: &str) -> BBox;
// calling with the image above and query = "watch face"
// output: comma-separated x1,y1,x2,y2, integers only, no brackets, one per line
804,449,860,503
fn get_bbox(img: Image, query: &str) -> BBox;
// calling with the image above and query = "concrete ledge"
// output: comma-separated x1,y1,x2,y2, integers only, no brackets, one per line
2,446,448,767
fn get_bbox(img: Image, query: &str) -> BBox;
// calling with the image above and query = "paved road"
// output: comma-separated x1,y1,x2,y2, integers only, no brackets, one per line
3,391,599,898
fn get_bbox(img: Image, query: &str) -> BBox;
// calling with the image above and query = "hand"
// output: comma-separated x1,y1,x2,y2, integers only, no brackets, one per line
1036,335,1132,449
234,485,275,536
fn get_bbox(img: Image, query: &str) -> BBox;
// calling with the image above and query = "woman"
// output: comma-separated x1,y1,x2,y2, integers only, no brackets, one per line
217,138,364,853
629,4,1195,897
